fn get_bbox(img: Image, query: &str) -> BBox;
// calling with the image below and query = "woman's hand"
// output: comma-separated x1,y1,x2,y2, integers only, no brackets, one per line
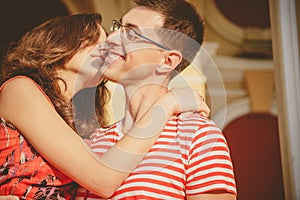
162,87,210,118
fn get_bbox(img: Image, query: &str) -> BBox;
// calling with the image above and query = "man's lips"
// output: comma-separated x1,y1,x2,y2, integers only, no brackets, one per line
101,52,126,69
106,51,126,62
98,42,126,67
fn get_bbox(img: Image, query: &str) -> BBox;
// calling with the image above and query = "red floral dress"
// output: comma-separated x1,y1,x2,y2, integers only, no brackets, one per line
0,76,77,199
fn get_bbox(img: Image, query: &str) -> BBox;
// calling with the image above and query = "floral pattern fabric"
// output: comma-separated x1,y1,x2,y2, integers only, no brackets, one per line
0,76,78,199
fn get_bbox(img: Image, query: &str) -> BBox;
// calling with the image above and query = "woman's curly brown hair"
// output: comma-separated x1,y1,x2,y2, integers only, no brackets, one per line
0,13,110,138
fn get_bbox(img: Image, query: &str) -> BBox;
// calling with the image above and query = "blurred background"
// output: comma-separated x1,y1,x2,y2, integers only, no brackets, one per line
0,1,299,200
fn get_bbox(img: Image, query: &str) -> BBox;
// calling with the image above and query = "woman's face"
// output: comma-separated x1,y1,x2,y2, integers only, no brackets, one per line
65,26,107,89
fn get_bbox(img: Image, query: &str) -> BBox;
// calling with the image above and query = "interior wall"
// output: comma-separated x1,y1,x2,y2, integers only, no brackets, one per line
61,0,135,33
0,0,69,64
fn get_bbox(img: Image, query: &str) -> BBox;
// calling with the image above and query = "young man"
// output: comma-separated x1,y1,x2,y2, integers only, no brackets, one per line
76,0,236,199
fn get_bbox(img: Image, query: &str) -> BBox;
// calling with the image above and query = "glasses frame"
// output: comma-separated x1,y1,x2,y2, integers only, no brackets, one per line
110,20,171,51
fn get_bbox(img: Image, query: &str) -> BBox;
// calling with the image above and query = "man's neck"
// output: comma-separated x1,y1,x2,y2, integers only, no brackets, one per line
121,84,168,132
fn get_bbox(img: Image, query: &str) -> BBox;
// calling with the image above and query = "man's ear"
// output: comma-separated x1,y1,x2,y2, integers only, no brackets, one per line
156,50,182,74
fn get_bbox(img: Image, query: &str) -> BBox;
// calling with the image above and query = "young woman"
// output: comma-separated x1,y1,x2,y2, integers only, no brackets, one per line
0,13,209,199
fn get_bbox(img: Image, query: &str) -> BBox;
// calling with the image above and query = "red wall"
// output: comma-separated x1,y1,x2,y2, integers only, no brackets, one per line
223,113,285,200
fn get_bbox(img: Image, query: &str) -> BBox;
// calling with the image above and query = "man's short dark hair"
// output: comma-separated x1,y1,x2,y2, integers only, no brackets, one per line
134,0,204,73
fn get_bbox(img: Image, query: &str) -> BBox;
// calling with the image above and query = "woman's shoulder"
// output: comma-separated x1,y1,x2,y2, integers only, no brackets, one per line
1,76,38,91
0,76,52,105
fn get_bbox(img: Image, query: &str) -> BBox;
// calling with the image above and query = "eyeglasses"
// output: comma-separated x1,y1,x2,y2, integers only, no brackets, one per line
110,19,171,51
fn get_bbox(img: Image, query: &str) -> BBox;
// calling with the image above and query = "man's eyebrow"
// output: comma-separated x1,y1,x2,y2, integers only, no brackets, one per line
120,18,139,29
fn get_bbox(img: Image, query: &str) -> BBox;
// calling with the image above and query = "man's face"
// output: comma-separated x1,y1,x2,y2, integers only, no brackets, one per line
100,6,167,84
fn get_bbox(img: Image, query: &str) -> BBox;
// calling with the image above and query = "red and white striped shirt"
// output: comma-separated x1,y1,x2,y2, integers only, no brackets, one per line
76,113,236,199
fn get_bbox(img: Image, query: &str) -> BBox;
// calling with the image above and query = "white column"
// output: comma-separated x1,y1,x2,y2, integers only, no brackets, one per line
269,0,300,199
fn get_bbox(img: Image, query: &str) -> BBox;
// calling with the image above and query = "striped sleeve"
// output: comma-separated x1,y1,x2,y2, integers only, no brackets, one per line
185,119,237,195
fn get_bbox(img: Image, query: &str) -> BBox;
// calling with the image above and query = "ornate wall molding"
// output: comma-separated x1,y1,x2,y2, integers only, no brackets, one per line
204,0,271,54
212,97,277,130
204,0,244,45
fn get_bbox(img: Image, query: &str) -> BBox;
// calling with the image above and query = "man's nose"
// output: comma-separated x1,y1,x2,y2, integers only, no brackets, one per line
107,29,122,47
106,29,126,56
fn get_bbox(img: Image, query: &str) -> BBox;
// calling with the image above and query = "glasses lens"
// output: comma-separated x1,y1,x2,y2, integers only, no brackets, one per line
110,20,120,32
124,28,138,41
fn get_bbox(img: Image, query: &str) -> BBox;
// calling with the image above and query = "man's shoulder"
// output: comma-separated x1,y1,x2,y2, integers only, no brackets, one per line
92,121,121,137
100,121,120,131
178,112,215,126
176,113,223,135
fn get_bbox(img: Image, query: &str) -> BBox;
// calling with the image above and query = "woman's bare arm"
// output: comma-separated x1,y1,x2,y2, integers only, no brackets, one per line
0,78,208,198
187,193,236,200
